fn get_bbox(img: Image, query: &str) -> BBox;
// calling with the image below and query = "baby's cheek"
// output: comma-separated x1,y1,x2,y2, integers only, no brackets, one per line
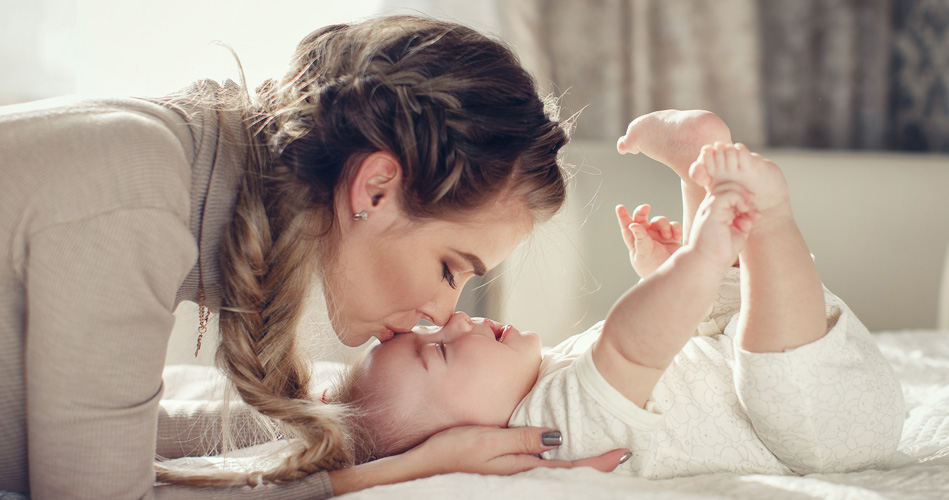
466,383,521,427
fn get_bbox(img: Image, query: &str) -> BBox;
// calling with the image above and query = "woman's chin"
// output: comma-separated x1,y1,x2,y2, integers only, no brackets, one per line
332,322,371,347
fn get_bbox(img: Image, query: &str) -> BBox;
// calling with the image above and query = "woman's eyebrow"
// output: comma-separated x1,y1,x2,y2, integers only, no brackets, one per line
455,251,487,276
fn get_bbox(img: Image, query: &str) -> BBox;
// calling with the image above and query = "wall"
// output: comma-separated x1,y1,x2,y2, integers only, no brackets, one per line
495,141,949,346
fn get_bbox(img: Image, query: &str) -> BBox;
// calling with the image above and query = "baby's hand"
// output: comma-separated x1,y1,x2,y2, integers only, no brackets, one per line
616,204,683,278
688,183,759,268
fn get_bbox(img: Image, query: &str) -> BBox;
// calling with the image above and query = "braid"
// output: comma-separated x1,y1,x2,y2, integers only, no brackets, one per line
156,151,353,487
217,174,353,472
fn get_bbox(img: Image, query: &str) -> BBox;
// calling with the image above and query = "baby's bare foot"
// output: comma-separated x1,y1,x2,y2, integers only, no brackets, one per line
617,110,731,182
689,143,790,216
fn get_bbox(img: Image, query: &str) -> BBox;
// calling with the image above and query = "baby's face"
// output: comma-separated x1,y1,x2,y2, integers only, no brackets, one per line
359,312,543,431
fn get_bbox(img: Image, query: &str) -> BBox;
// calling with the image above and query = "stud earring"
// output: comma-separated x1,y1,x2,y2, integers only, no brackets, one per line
353,210,369,221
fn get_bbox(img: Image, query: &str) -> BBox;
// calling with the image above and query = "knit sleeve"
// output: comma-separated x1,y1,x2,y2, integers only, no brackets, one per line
24,210,337,500
24,209,195,499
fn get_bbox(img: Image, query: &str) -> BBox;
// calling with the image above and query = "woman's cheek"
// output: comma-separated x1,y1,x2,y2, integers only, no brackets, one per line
381,262,429,308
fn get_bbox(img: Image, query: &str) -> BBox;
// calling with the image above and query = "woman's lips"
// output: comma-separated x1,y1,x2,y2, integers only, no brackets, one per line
379,326,396,342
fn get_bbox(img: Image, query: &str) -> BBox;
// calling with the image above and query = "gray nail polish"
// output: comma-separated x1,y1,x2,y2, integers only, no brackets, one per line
618,451,633,465
541,431,562,446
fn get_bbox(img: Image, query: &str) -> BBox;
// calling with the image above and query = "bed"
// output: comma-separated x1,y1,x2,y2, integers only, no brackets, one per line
158,327,949,500
346,330,949,499
155,144,949,499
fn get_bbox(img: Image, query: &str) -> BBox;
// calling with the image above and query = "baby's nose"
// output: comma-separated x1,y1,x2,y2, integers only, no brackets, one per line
445,311,474,329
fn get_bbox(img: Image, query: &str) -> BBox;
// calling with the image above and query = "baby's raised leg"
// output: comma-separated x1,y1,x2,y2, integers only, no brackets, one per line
690,144,826,352
617,110,731,240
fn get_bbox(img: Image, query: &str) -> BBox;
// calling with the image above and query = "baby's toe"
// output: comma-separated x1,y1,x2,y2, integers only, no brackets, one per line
617,122,642,154
723,145,739,172
689,159,713,187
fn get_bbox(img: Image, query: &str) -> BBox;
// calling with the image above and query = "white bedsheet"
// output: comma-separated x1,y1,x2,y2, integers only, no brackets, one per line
161,330,949,500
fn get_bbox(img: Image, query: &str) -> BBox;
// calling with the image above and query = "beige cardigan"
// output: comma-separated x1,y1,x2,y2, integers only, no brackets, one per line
0,84,333,499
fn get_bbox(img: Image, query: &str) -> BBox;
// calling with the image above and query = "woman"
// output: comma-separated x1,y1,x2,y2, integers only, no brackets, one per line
0,15,625,499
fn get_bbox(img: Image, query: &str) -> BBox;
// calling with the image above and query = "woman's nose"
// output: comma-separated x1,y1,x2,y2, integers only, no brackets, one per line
420,285,466,326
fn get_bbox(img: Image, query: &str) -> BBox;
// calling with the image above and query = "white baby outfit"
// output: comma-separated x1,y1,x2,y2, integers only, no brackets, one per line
508,268,904,478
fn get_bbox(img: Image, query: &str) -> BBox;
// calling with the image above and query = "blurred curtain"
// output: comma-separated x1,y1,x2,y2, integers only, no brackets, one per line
499,0,767,146
494,0,948,152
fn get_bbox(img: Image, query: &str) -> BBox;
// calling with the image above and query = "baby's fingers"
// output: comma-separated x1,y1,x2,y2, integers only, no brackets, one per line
628,223,652,251
709,183,754,210
615,205,637,250
669,220,684,243
732,210,761,233
705,185,759,231
631,204,651,225
616,204,635,229
649,215,675,240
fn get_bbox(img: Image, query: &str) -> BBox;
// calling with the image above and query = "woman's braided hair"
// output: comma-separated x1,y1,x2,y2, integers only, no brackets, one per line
157,15,570,486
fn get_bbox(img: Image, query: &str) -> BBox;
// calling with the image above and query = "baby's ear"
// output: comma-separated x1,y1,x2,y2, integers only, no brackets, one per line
320,389,334,404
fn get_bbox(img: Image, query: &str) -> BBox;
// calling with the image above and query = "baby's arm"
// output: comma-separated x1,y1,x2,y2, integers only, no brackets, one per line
593,185,758,407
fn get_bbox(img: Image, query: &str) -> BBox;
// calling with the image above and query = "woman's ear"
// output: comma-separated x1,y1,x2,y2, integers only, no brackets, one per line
348,152,403,220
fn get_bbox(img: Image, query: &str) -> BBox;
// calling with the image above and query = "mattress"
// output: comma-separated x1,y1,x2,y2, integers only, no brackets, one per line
159,329,949,499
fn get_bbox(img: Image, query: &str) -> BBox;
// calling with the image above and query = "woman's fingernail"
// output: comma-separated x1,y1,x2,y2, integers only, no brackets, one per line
618,451,633,465
541,431,562,446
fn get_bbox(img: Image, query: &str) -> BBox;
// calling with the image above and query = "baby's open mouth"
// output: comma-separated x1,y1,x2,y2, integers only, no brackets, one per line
488,321,505,341
482,318,512,342
497,325,516,343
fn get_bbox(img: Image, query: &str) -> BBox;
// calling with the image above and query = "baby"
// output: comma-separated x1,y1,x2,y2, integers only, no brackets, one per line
330,113,904,478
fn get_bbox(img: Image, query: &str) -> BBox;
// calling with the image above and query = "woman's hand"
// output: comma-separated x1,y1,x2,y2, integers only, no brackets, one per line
407,426,628,475
328,426,629,495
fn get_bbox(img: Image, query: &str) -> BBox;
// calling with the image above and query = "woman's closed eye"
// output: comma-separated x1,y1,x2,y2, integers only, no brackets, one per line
442,262,457,289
